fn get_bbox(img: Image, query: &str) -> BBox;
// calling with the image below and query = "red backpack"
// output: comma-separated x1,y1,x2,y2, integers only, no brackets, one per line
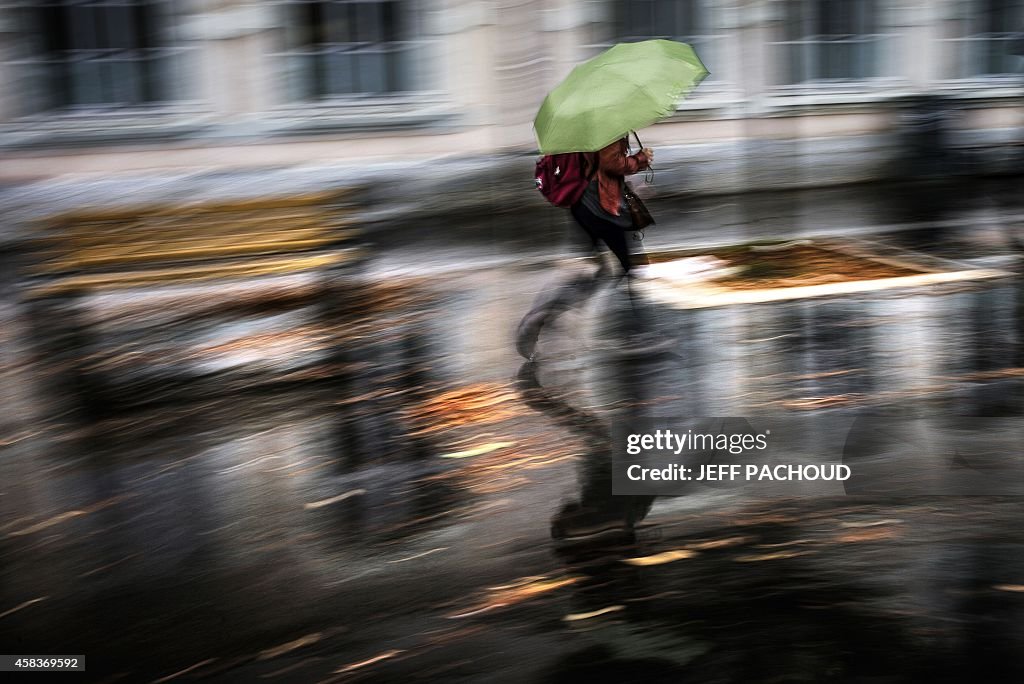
534,152,595,207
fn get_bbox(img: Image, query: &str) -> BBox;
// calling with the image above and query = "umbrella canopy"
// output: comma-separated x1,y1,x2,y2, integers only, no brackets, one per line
534,39,709,155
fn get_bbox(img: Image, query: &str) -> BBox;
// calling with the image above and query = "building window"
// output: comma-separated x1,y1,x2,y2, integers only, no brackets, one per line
20,0,185,111
586,1,720,84
948,0,1024,77
277,0,425,99
614,0,704,43
774,0,887,84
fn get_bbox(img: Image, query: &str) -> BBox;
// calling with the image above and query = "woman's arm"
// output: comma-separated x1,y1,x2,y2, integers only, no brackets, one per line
598,138,650,176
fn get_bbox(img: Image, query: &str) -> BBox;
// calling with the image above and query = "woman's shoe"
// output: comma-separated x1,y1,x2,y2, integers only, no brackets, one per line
551,502,635,543
515,310,548,360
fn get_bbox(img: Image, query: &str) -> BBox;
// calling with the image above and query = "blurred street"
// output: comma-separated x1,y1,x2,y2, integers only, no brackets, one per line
2,174,1024,682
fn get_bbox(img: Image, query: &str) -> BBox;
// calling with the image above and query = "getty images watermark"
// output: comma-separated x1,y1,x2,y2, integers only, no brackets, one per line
612,417,1024,497
624,427,850,483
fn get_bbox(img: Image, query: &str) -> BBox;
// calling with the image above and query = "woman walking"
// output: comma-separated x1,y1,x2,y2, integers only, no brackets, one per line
516,136,654,360
574,136,653,275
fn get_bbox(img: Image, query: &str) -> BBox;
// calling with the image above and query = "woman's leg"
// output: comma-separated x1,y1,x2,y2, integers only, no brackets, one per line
630,231,650,269
514,208,608,359
515,268,604,359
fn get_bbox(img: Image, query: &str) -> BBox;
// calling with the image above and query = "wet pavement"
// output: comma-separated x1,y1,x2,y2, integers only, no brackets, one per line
3,178,1024,682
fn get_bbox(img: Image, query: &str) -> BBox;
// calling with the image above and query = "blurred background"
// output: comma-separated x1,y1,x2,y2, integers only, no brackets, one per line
0,1,1023,682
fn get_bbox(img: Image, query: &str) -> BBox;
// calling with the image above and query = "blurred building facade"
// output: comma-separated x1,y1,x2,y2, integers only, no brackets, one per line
0,1,1020,202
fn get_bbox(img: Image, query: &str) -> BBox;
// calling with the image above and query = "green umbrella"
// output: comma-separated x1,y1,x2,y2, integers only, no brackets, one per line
533,39,709,154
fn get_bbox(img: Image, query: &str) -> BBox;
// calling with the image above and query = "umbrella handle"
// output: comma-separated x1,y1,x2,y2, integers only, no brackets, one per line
632,131,655,185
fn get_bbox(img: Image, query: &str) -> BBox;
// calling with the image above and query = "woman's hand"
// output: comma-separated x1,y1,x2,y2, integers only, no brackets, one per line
641,147,654,164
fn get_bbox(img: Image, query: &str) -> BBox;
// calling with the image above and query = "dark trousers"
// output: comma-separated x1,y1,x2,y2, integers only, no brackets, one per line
570,202,647,274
